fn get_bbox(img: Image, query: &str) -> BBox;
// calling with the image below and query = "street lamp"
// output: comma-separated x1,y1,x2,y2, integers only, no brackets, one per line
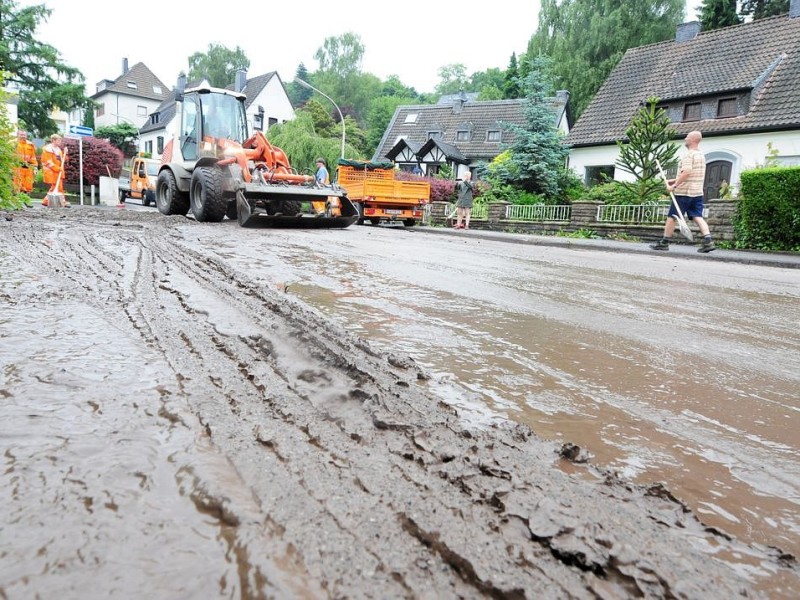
294,78,346,159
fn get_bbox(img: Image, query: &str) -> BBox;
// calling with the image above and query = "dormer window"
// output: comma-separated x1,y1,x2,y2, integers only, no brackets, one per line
404,113,418,124
456,130,470,142
127,80,137,89
683,102,701,122
717,97,737,118
150,113,160,125
487,130,501,142
427,130,442,140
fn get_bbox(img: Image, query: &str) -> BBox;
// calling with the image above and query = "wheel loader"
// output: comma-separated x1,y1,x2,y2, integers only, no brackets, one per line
155,83,357,228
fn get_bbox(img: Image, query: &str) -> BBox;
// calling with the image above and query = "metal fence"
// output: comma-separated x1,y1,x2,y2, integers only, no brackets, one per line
443,203,487,219
596,202,707,223
505,204,571,221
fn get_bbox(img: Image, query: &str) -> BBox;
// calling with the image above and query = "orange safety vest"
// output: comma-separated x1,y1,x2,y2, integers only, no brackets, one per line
13,139,38,193
41,143,65,193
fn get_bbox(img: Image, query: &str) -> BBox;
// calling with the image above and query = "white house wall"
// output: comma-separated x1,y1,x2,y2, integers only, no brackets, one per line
247,78,295,131
568,130,800,189
95,93,161,128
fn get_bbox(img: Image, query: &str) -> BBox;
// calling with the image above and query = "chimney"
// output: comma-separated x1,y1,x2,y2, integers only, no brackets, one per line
235,69,247,93
791,0,799,18
176,72,186,95
676,21,701,43
453,90,468,114
122,57,129,75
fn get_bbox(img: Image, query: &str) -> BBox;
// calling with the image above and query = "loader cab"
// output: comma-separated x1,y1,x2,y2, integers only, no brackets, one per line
179,88,248,161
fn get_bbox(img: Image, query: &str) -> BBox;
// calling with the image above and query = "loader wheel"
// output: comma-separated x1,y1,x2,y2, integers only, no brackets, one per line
226,200,237,220
278,200,302,216
156,170,189,216
190,167,227,222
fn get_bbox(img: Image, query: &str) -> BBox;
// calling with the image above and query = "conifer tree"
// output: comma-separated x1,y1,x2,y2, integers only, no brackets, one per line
740,0,789,19
500,58,569,198
698,0,742,30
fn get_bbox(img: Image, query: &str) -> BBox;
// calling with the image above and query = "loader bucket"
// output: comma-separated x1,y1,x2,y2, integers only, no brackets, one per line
235,185,359,229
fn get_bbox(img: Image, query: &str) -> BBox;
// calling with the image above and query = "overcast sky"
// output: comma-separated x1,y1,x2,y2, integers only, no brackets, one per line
25,0,704,96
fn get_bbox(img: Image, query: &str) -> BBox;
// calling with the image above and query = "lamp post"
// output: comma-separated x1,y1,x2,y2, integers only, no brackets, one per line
294,78,345,159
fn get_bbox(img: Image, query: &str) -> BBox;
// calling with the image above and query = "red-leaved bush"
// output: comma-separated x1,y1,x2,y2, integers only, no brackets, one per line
62,137,125,186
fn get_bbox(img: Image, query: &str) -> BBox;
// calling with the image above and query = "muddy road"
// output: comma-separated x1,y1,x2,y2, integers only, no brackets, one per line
1,206,797,599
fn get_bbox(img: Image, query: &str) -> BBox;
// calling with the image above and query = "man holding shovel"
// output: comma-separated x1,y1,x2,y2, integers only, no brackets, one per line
41,133,69,208
651,130,715,253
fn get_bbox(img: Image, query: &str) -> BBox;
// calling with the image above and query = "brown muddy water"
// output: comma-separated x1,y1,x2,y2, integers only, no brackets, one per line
190,221,800,595
1,207,798,599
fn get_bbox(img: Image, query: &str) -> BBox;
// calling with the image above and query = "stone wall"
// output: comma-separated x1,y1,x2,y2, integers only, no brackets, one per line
430,199,737,242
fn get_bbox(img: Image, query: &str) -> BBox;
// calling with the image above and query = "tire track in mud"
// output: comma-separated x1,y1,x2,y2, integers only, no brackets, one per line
3,210,796,598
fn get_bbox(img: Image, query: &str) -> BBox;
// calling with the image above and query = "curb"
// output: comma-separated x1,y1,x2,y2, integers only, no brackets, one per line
410,226,800,270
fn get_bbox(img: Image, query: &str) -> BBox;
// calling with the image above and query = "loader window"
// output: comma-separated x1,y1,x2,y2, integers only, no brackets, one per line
181,96,199,160
199,93,247,143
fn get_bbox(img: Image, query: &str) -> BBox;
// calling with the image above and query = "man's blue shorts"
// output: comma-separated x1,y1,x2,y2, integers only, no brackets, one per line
669,195,705,219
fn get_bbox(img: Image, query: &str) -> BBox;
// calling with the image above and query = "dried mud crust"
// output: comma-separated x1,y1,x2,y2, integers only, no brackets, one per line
3,207,795,598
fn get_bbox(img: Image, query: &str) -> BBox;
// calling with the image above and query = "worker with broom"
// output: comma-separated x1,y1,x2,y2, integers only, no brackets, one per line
651,130,714,253
41,133,69,208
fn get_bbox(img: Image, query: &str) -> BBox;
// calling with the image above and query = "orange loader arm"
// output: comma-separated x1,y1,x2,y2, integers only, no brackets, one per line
217,131,313,185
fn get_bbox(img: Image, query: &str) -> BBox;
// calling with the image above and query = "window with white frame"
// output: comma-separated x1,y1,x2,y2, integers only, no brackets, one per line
137,105,147,117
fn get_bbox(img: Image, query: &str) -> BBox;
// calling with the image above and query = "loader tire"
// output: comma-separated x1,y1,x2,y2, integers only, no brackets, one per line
277,200,302,216
190,167,227,223
156,170,189,216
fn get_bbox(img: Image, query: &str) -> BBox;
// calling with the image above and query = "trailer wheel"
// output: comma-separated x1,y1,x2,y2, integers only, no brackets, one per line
355,202,364,225
156,170,189,216
190,167,227,222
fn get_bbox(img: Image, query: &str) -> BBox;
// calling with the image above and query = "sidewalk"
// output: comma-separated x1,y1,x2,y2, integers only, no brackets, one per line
414,226,800,269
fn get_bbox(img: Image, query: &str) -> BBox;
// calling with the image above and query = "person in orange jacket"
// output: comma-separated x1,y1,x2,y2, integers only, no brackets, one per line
13,130,38,194
41,133,68,207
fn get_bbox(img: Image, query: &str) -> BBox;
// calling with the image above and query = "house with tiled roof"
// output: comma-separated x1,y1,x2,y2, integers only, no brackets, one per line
138,70,294,160
372,91,570,179
566,1,800,198
92,59,169,129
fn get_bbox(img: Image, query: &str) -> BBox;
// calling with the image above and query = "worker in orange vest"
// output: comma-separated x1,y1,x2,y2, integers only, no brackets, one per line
41,133,68,207
13,129,38,194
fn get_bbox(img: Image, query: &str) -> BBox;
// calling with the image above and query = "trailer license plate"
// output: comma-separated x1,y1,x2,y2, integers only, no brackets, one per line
385,209,402,215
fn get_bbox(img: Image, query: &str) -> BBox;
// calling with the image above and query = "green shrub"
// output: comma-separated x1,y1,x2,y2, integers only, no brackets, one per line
735,166,800,251
580,180,664,205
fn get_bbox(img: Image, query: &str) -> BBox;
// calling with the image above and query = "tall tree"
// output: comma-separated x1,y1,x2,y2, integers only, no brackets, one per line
503,53,521,99
187,43,250,88
434,64,470,96
498,57,569,198
313,32,364,79
740,0,789,19
615,97,679,203
0,0,93,136
698,0,742,30
288,63,313,107
312,33,381,125
95,123,140,156
526,0,685,122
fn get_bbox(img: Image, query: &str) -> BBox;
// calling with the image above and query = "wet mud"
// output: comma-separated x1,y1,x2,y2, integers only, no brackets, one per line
1,206,797,599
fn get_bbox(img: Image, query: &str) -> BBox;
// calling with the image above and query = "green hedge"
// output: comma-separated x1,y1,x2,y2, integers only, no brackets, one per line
736,167,800,251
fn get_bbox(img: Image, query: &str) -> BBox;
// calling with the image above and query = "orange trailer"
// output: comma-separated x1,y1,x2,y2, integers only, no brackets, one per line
336,160,430,226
